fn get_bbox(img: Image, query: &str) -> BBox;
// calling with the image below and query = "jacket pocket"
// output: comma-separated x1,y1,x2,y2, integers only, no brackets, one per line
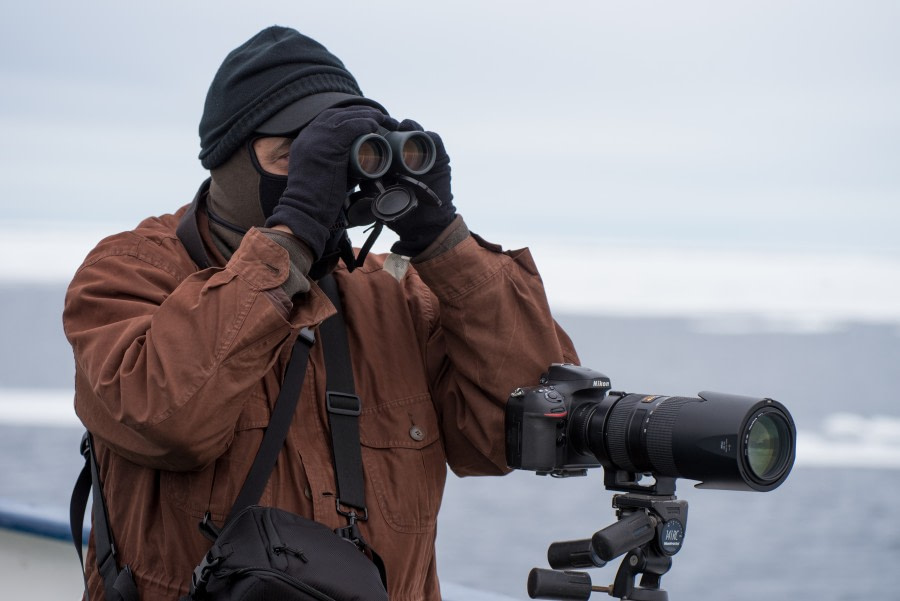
359,395,447,534
162,394,270,522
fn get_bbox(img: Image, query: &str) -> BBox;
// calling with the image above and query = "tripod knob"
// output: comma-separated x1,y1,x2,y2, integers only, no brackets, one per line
527,568,593,600
548,539,607,570
592,511,656,561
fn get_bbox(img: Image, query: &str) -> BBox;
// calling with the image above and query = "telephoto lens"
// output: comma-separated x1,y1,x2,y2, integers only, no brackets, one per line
575,390,796,492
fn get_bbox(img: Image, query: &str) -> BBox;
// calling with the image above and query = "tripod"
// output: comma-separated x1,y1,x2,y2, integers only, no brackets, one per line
527,475,688,601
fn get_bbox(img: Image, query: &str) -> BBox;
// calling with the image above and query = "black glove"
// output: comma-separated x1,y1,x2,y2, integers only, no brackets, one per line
265,106,397,260
386,119,456,257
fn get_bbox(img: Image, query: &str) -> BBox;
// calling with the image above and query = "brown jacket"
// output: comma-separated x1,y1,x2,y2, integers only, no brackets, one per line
64,205,577,601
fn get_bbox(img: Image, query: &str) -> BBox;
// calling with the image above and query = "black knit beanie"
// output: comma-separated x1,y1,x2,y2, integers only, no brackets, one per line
198,26,366,169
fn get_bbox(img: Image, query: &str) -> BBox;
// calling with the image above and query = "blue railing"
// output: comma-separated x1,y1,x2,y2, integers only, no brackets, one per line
0,498,89,544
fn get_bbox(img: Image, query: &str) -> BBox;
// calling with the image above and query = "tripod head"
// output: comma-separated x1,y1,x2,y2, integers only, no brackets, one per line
527,476,688,601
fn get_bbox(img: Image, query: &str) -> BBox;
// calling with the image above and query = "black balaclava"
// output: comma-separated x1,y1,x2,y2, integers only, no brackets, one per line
206,139,287,256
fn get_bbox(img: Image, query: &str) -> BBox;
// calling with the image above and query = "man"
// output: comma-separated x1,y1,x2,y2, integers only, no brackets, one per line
64,26,577,601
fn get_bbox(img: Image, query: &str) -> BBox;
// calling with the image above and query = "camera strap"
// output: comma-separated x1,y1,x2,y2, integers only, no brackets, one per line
175,181,214,269
222,328,316,525
70,433,139,601
317,274,386,582
317,274,369,520
216,270,371,532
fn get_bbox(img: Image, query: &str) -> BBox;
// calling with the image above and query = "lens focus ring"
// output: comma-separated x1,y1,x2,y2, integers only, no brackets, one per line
605,395,644,473
644,397,698,478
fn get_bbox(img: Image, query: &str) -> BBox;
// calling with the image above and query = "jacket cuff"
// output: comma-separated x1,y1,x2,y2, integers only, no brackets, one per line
258,228,314,297
225,228,298,291
411,215,470,264
413,230,520,302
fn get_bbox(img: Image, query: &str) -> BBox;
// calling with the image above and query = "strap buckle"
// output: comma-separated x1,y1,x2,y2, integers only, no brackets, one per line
336,498,368,523
198,511,221,542
326,391,361,416
80,431,91,458
298,326,316,346
190,552,223,597
334,520,368,552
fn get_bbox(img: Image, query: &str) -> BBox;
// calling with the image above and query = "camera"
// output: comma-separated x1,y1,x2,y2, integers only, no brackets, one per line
505,364,795,492
508,364,797,600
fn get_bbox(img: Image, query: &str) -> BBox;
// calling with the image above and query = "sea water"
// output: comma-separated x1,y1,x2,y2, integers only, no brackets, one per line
2,276,899,600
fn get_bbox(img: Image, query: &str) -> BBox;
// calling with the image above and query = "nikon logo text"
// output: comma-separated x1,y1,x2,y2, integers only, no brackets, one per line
592,380,610,388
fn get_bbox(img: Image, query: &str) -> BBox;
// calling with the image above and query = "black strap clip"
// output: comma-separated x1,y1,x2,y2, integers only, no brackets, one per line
334,519,370,554
326,391,362,416
198,511,221,543
80,431,91,459
336,498,368,524
190,552,223,597
298,326,316,346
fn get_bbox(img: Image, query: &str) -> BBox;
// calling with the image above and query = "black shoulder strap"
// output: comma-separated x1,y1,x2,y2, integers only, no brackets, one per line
70,443,92,594
225,328,316,523
70,433,139,601
175,180,213,270
208,274,370,524
318,274,386,585
317,274,368,516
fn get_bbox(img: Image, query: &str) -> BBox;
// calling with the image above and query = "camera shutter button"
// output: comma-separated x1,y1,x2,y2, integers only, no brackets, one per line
545,390,562,402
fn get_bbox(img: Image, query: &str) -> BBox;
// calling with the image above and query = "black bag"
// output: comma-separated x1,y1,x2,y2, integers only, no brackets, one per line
187,506,387,601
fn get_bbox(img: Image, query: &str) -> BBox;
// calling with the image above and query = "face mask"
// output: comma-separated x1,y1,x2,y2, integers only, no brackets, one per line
208,139,295,235
248,139,289,220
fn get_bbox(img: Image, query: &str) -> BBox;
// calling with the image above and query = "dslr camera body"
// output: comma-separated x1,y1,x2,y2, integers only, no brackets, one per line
506,364,610,476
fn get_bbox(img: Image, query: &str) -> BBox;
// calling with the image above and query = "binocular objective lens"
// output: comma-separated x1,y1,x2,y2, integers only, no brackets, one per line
746,412,792,481
356,139,387,176
401,137,430,172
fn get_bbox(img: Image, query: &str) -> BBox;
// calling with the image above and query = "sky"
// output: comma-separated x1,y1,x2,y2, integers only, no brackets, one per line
1,1,899,322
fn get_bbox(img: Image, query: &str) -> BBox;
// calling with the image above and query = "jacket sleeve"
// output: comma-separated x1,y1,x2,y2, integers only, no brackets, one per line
63,227,333,471
413,231,579,477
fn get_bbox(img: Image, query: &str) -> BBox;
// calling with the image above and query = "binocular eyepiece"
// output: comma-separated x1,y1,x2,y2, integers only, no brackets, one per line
349,128,437,180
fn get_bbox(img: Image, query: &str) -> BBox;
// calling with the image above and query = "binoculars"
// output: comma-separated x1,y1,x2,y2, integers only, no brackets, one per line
344,127,441,226
349,128,436,180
